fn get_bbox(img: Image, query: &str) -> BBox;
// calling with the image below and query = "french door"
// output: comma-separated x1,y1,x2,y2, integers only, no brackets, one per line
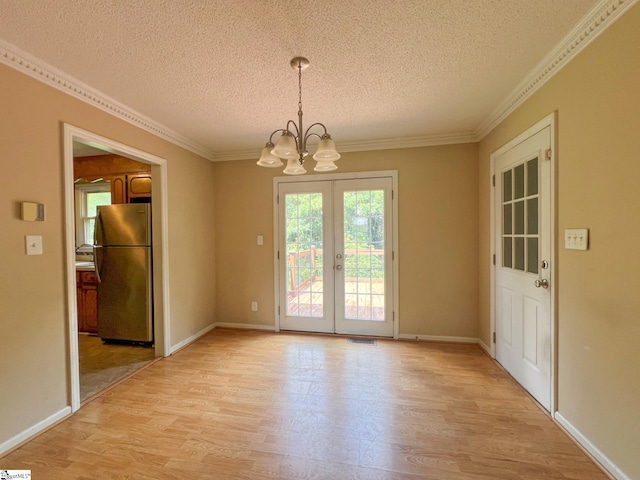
277,177,394,337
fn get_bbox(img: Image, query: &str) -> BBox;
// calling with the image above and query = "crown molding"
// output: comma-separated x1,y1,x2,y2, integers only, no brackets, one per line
0,40,216,161
213,132,478,162
335,132,478,154
475,0,638,140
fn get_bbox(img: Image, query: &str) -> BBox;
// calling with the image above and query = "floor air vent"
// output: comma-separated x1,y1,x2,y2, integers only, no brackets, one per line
348,337,377,345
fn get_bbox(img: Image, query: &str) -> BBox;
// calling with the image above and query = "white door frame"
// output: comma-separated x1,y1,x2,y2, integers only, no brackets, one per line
489,112,557,413
273,170,399,339
63,124,172,412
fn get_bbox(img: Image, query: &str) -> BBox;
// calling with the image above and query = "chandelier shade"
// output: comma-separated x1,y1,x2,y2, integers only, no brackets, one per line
283,158,306,175
257,57,340,175
312,135,341,162
271,132,299,160
313,159,338,172
256,143,284,167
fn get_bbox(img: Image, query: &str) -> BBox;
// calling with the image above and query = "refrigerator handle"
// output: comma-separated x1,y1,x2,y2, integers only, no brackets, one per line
94,246,103,283
94,207,104,283
94,208,103,246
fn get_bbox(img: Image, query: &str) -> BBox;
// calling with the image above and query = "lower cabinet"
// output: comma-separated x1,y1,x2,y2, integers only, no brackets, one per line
77,271,98,333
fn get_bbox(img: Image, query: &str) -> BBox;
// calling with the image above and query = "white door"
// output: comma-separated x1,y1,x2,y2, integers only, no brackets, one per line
495,126,552,411
278,177,394,337
278,181,335,333
333,178,393,336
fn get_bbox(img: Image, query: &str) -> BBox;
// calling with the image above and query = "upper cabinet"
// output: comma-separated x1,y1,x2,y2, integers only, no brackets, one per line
127,173,152,201
74,155,151,204
111,175,127,204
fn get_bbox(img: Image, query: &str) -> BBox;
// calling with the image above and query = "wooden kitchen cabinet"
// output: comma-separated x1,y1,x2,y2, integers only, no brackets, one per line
108,173,151,203
74,155,151,204
127,173,152,201
77,271,98,334
110,175,127,204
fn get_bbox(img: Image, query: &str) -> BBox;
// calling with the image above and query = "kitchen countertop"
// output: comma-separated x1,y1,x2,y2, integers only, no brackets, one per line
76,261,95,271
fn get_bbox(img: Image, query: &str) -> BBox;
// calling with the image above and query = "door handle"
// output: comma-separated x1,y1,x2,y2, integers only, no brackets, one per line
534,279,549,289
336,265,343,271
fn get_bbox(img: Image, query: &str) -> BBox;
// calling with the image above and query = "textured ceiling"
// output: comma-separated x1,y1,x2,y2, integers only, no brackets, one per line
0,0,598,158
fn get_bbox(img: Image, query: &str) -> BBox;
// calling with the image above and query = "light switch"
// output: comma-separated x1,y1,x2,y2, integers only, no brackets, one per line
251,301,258,311
26,235,43,255
257,235,264,246
564,228,589,250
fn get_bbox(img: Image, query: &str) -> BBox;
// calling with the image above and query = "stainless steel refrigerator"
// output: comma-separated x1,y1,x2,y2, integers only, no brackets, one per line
94,204,153,343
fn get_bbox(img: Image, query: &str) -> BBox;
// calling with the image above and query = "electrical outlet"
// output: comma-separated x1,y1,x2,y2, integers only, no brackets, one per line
565,228,589,250
251,301,258,311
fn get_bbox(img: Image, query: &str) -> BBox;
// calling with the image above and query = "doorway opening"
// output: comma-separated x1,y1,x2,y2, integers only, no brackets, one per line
63,124,171,411
274,171,399,339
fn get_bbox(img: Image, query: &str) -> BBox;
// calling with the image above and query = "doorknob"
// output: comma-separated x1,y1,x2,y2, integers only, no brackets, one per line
534,279,549,289
336,265,343,271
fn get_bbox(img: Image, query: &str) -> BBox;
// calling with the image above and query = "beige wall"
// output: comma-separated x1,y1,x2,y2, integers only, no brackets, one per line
478,5,640,477
214,144,479,337
0,63,216,445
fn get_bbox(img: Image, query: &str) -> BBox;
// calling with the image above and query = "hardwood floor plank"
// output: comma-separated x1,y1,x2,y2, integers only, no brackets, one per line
1,328,608,479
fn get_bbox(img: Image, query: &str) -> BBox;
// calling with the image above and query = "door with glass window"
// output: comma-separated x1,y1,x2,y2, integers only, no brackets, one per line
278,177,394,337
495,126,551,411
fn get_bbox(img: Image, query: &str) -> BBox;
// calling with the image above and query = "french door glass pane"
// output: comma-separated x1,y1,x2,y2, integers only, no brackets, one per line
285,193,324,317
527,238,539,274
527,198,538,234
501,158,540,276
514,237,525,271
514,200,525,234
503,204,512,234
503,170,512,202
343,190,385,321
527,158,538,195
514,164,525,199
503,237,513,268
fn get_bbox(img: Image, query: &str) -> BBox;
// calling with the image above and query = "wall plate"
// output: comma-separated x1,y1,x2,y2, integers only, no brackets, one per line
26,235,43,255
565,228,589,250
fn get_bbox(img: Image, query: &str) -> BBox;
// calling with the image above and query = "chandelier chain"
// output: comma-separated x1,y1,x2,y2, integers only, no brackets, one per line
298,64,303,113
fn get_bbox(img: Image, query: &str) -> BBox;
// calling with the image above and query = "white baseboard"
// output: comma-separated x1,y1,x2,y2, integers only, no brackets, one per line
554,412,630,480
478,339,492,355
169,323,216,354
398,333,480,344
215,322,276,331
0,406,71,456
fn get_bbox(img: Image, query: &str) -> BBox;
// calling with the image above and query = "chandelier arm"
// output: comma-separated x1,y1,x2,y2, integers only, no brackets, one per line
268,128,289,144
285,120,301,139
303,132,324,143
303,122,329,140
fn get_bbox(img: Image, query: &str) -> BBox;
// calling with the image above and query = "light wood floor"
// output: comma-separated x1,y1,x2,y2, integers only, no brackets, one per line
3,329,607,479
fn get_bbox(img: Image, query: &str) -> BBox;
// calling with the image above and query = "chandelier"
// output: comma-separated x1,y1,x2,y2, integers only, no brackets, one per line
257,57,340,175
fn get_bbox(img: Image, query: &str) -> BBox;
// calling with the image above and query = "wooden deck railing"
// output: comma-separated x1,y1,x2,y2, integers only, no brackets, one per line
287,248,384,290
